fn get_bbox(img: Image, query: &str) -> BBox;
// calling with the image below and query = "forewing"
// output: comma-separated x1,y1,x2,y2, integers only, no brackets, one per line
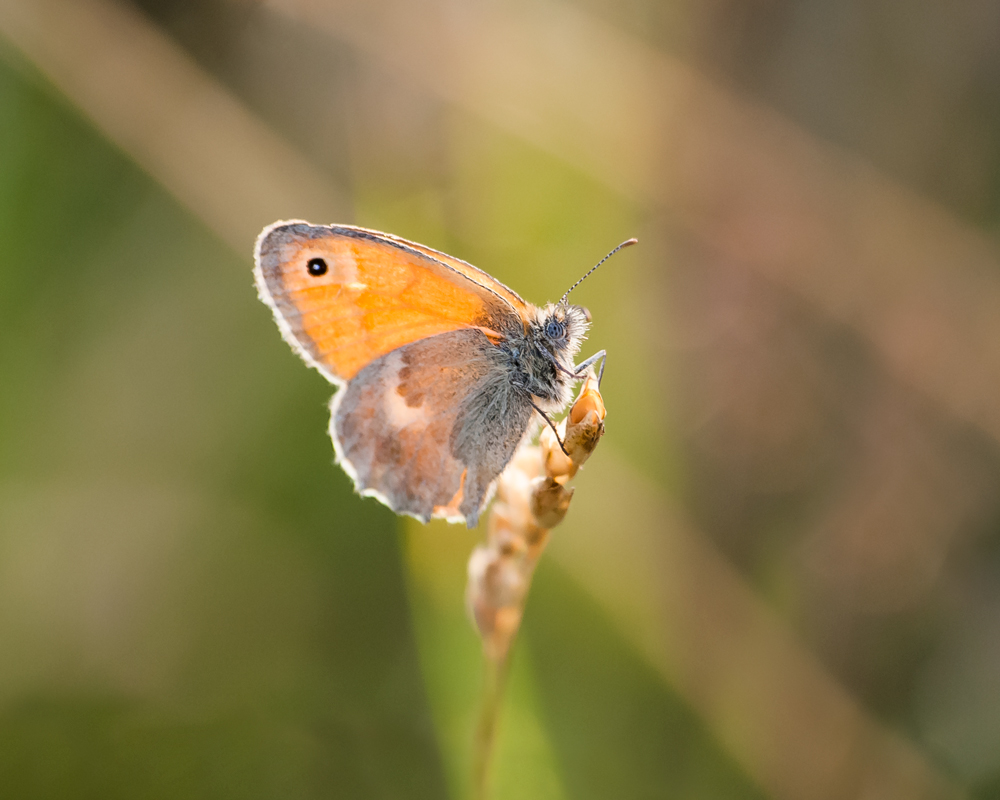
372,229,530,316
254,221,524,382
332,329,534,528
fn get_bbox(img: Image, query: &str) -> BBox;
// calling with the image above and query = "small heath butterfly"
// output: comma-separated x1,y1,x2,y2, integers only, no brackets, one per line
254,221,634,527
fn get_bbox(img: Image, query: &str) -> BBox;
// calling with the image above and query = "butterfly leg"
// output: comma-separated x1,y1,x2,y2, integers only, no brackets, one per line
527,397,571,457
573,349,607,386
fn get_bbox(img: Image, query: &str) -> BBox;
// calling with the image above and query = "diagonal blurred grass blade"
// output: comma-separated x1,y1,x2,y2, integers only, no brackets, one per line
0,0,348,254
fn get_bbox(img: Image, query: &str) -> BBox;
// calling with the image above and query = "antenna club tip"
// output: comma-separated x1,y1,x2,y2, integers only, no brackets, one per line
623,237,638,246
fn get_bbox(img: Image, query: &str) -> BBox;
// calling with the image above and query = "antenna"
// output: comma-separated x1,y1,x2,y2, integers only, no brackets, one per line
559,238,638,305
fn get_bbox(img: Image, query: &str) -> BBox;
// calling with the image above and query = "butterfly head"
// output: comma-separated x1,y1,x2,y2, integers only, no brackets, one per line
535,302,590,361
505,303,590,405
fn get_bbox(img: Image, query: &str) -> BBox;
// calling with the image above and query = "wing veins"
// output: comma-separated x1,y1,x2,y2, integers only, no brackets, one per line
327,226,524,318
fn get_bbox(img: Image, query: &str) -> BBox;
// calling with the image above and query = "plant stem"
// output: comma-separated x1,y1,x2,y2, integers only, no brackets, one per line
472,651,511,800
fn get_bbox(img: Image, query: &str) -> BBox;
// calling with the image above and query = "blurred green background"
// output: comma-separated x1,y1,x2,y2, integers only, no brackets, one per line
2,0,1000,798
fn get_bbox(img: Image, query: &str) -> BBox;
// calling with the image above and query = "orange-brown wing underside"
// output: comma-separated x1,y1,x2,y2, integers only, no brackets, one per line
372,229,530,315
254,221,527,382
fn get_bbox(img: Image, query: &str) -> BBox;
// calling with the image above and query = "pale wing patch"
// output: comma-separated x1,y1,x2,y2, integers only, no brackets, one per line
325,250,368,293
336,247,359,285
382,352,432,429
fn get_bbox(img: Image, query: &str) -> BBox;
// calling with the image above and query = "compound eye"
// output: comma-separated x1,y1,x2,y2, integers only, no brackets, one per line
544,319,566,340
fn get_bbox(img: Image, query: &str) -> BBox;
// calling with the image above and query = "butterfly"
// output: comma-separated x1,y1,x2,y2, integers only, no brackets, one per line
254,221,633,527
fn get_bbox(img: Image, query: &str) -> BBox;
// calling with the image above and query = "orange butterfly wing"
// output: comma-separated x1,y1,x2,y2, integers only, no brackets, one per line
254,222,529,382
370,229,530,317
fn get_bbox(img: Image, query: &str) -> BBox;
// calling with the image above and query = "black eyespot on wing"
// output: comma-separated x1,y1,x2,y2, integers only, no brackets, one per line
307,257,328,276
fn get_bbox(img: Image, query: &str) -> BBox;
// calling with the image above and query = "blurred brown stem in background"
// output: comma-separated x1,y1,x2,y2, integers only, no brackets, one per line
467,376,606,797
